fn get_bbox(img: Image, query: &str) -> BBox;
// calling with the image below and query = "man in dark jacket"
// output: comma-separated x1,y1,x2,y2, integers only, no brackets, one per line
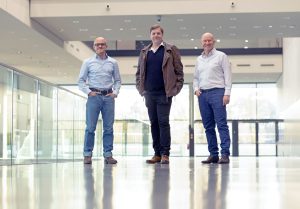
136,24,184,164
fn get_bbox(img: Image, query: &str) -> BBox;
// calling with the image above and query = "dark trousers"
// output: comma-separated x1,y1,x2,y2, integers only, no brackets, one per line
145,94,172,156
198,88,231,156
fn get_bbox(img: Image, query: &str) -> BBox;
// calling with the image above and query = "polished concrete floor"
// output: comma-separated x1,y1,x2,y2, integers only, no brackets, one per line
1,157,300,209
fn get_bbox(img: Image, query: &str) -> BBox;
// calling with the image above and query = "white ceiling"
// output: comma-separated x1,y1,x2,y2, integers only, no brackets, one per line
1,1,300,85
33,12,300,49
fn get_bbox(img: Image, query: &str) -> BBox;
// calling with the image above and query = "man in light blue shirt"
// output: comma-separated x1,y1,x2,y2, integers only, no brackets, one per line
78,37,121,164
193,32,232,164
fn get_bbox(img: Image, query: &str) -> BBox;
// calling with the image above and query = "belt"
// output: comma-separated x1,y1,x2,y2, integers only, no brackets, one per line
89,88,113,95
200,88,224,93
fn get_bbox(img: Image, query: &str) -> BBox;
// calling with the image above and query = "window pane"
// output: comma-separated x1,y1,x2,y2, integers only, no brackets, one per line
74,96,86,159
57,89,74,160
259,122,276,156
228,84,257,119
239,123,256,156
12,73,37,164
0,67,13,165
257,83,278,119
37,82,57,161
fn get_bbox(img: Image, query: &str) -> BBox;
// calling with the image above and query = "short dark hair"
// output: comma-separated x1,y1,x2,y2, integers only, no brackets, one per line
150,24,164,34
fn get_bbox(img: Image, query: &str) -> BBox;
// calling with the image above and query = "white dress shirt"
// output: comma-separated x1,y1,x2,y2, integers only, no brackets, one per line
193,48,232,95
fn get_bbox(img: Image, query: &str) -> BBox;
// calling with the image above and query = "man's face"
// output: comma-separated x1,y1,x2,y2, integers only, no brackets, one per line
201,34,215,52
150,28,163,45
93,38,107,55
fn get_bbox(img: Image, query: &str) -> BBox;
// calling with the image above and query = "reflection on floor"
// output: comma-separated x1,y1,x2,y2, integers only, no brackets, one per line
1,157,300,209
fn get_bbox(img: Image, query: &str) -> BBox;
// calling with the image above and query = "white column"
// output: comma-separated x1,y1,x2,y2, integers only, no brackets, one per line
278,37,300,156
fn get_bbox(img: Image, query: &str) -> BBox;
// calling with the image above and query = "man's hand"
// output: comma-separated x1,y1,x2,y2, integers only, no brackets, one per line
195,89,201,96
223,95,230,106
106,93,117,98
88,91,97,96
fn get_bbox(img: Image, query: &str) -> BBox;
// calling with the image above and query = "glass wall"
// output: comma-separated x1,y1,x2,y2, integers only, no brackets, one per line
194,83,280,156
0,64,86,165
38,83,57,161
12,73,38,164
0,66,13,165
0,63,283,165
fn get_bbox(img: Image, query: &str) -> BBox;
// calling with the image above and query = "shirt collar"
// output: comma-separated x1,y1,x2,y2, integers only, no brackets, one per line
95,53,108,60
201,48,216,57
150,42,164,52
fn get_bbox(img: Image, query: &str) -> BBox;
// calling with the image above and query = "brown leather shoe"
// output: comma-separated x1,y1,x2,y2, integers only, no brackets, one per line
146,156,161,164
84,156,92,164
218,156,230,164
104,156,118,164
160,155,169,164
201,155,219,164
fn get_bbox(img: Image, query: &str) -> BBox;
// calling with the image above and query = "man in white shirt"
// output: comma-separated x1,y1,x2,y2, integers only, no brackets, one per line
193,32,232,164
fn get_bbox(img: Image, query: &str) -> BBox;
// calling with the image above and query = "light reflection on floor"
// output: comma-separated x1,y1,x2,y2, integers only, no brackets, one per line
1,157,300,209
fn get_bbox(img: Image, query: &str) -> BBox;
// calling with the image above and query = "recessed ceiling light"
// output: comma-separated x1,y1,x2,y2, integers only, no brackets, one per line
73,20,79,24
194,47,198,49
79,28,88,32
120,28,124,31
202,26,206,30
17,51,22,54
268,25,273,28
216,39,220,42
244,46,248,49
136,35,142,38
104,28,112,31
230,17,237,21
289,25,296,29
124,19,131,23
130,28,136,31
253,26,262,29
283,16,291,20
245,40,248,43
190,38,194,41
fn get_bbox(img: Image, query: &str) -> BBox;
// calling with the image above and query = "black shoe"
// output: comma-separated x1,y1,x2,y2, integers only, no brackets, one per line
201,156,219,164
218,156,230,164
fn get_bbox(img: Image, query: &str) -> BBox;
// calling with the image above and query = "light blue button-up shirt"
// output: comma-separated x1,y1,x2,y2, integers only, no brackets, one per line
78,54,121,95
193,48,232,95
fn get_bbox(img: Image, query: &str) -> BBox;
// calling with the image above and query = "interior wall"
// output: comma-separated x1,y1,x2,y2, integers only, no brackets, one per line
116,54,282,84
277,37,300,156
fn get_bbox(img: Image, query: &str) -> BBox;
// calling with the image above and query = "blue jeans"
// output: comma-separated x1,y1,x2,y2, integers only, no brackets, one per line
83,95,115,158
198,88,230,156
145,94,172,156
